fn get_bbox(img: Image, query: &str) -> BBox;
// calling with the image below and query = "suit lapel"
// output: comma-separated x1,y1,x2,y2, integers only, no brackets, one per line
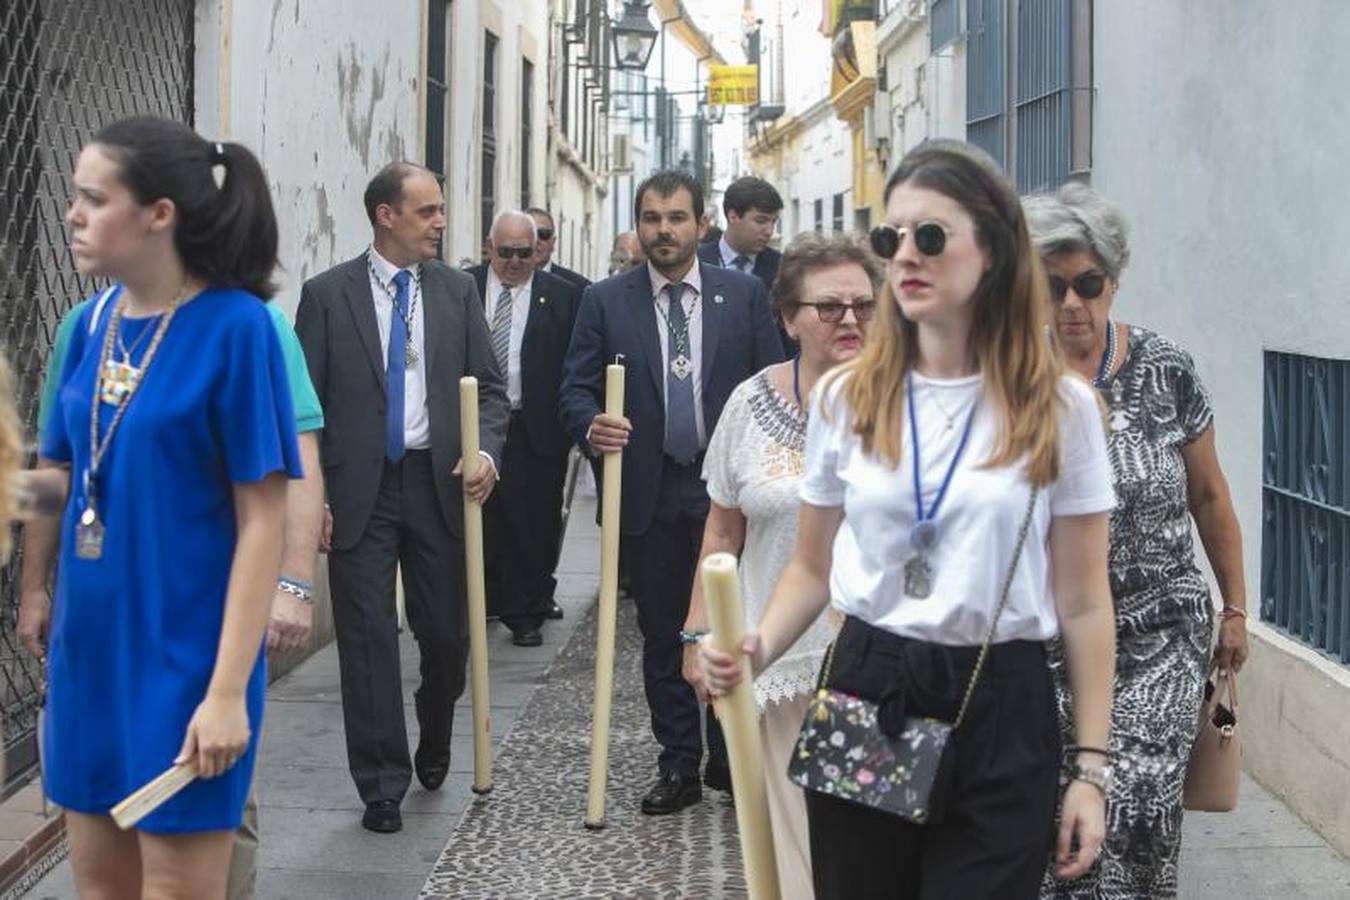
421,263,447,377
344,258,386,389
623,267,664,397
700,264,724,386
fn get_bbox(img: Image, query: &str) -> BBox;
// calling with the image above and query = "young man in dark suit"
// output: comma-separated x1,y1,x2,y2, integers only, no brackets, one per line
560,170,784,814
697,176,791,354
295,162,509,834
467,210,581,647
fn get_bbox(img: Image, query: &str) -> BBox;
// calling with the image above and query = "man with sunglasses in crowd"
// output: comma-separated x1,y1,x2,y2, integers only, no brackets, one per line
468,210,582,646
529,207,591,290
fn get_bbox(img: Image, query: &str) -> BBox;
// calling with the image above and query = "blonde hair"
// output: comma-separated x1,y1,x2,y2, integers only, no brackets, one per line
828,140,1065,487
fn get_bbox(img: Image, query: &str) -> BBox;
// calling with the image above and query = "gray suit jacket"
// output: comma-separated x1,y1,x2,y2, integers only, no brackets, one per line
296,254,509,551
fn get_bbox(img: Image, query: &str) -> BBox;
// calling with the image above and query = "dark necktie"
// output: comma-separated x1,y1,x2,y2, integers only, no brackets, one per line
663,282,700,464
732,255,752,273
385,270,411,462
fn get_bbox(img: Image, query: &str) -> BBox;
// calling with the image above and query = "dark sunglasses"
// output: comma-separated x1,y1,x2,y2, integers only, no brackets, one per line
495,246,534,260
1047,271,1107,302
536,228,555,241
798,300,877,324
869,221,948,259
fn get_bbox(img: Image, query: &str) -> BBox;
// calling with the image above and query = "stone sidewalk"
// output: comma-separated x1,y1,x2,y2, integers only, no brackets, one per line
23,493,1350,898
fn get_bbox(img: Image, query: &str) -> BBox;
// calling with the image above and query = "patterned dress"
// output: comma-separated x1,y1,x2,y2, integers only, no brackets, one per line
1044,327,1215,899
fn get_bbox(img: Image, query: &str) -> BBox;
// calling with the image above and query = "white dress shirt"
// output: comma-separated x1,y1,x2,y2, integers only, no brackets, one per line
485,268,532,410
719,235,755,273
368,245,430,450
648,259,708,448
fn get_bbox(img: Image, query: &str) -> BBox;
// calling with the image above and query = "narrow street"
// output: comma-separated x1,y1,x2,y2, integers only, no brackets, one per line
20,493,1350,899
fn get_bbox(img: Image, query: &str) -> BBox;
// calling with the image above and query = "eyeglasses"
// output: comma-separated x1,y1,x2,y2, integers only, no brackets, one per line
536,228,555,241
797,300,876,324
1047,271,1107,302
869,221,949,259
495,246,534,260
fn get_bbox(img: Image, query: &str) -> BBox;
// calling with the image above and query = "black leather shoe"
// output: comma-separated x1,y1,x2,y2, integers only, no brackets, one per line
415,741,450,791
547,601,564,620
704,763,734,795
512,628,543,647
361,800,402,833
641,771,702,815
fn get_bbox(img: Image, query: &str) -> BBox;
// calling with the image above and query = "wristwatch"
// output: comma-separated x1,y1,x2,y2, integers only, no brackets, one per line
1067,762,1113,797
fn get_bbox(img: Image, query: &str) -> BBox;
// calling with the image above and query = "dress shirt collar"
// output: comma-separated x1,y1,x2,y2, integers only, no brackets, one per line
719,235,754,270
487,267,532,301
368,244,420,292
648,258,703,302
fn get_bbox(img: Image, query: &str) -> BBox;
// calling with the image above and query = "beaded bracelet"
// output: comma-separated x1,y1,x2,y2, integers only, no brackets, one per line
278,577,315,604
678,629,708,645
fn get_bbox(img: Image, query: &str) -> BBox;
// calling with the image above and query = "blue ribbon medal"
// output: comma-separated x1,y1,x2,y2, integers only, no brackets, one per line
903,372,978,599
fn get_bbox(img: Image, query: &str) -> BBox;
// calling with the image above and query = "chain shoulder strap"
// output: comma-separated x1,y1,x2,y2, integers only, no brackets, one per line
952,485,1040,728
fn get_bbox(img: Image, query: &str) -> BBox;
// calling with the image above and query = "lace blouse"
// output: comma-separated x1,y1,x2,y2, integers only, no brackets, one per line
703,368,837,712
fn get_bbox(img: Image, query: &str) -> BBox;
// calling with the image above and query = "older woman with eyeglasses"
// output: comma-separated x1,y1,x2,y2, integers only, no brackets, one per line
1026,183,1249,899
682,233,878,897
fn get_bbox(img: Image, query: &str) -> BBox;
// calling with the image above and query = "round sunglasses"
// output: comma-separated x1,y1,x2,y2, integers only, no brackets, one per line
1047,271,1107,302
869,221,949,259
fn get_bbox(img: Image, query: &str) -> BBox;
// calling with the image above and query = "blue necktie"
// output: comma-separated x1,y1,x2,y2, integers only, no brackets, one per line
733,255,752,273
385,270,411,462
664,282,700,464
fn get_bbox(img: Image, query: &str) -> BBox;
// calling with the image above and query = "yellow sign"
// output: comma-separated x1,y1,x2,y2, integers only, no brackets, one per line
707,65,758,106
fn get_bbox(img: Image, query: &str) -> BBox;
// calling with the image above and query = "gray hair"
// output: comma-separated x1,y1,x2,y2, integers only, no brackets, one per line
489,209,538,243
1023,182,1131,280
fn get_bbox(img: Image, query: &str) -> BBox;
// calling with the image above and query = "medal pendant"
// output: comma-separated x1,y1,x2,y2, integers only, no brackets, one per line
405,345,419,368
903,554,934,599
75,507,105,561
910,520,938,552
670,354,692,380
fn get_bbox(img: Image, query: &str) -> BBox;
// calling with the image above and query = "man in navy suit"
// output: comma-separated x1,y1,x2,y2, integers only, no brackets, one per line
560,170,784,814
697,176,791,354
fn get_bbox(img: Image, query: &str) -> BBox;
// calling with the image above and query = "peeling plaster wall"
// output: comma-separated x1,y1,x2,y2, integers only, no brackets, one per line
219,0,422,317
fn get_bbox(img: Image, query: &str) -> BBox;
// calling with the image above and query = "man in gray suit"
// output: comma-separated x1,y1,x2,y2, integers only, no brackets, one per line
296,162,509,834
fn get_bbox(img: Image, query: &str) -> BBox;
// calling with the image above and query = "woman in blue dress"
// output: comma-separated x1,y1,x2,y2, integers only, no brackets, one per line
38,115,301,898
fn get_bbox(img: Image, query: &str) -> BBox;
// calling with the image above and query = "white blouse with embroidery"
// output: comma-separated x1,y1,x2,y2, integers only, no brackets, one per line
703,367,838,713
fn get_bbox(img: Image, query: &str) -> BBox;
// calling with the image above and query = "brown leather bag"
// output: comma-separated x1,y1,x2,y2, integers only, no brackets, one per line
1182,668,1240,812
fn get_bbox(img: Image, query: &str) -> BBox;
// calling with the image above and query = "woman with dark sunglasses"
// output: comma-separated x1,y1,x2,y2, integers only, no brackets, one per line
1026,183,1249,899
700,140,1117,899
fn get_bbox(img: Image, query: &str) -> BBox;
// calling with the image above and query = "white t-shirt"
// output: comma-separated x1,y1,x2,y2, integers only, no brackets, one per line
799,370,1116,645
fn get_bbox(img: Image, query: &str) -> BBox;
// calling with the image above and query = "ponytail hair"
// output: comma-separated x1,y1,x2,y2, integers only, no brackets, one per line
92,116,280,299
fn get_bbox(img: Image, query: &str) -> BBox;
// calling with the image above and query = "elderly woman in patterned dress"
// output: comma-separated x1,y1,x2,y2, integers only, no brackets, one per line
681,233,879,897
1026,183,1250,899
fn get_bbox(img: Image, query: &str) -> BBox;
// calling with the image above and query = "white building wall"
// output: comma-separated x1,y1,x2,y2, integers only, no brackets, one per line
197,0,551,296
1091,0,1350,854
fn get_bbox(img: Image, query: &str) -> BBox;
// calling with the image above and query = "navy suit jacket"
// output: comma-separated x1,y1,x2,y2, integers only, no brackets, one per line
559,261,785,535
698,241,781,293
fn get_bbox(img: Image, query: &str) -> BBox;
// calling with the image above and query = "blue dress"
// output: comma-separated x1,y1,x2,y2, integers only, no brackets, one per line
41,286,302,833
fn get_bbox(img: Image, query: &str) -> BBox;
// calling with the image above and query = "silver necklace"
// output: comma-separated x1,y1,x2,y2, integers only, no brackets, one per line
927,384,971,431
367,252,421,368
655,292,694,380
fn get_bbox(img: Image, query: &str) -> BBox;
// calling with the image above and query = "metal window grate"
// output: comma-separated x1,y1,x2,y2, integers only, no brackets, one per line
1262,351,1350,664
930,0,961,52
965,0,1006,167
0,0,195,793
1014,0,1072,192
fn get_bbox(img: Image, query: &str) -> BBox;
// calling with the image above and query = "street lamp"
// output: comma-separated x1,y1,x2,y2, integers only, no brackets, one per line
611,1,658,71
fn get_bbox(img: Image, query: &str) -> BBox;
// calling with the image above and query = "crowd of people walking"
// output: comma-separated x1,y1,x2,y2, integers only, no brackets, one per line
9,112,1248,899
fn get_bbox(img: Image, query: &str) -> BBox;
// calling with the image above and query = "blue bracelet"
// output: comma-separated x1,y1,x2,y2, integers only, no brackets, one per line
678,629,708,645
277,577,314,603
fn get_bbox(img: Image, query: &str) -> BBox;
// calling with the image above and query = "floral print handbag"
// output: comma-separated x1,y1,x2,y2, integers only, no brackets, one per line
787,488,1039,825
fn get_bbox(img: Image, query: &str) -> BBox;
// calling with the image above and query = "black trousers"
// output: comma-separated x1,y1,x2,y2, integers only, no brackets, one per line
627,458,727,777
807,617,1060,900
328,450,468,805
484,414,569,633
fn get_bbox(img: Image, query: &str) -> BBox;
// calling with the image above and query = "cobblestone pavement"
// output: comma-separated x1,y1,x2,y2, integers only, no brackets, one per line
421,599,748,899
